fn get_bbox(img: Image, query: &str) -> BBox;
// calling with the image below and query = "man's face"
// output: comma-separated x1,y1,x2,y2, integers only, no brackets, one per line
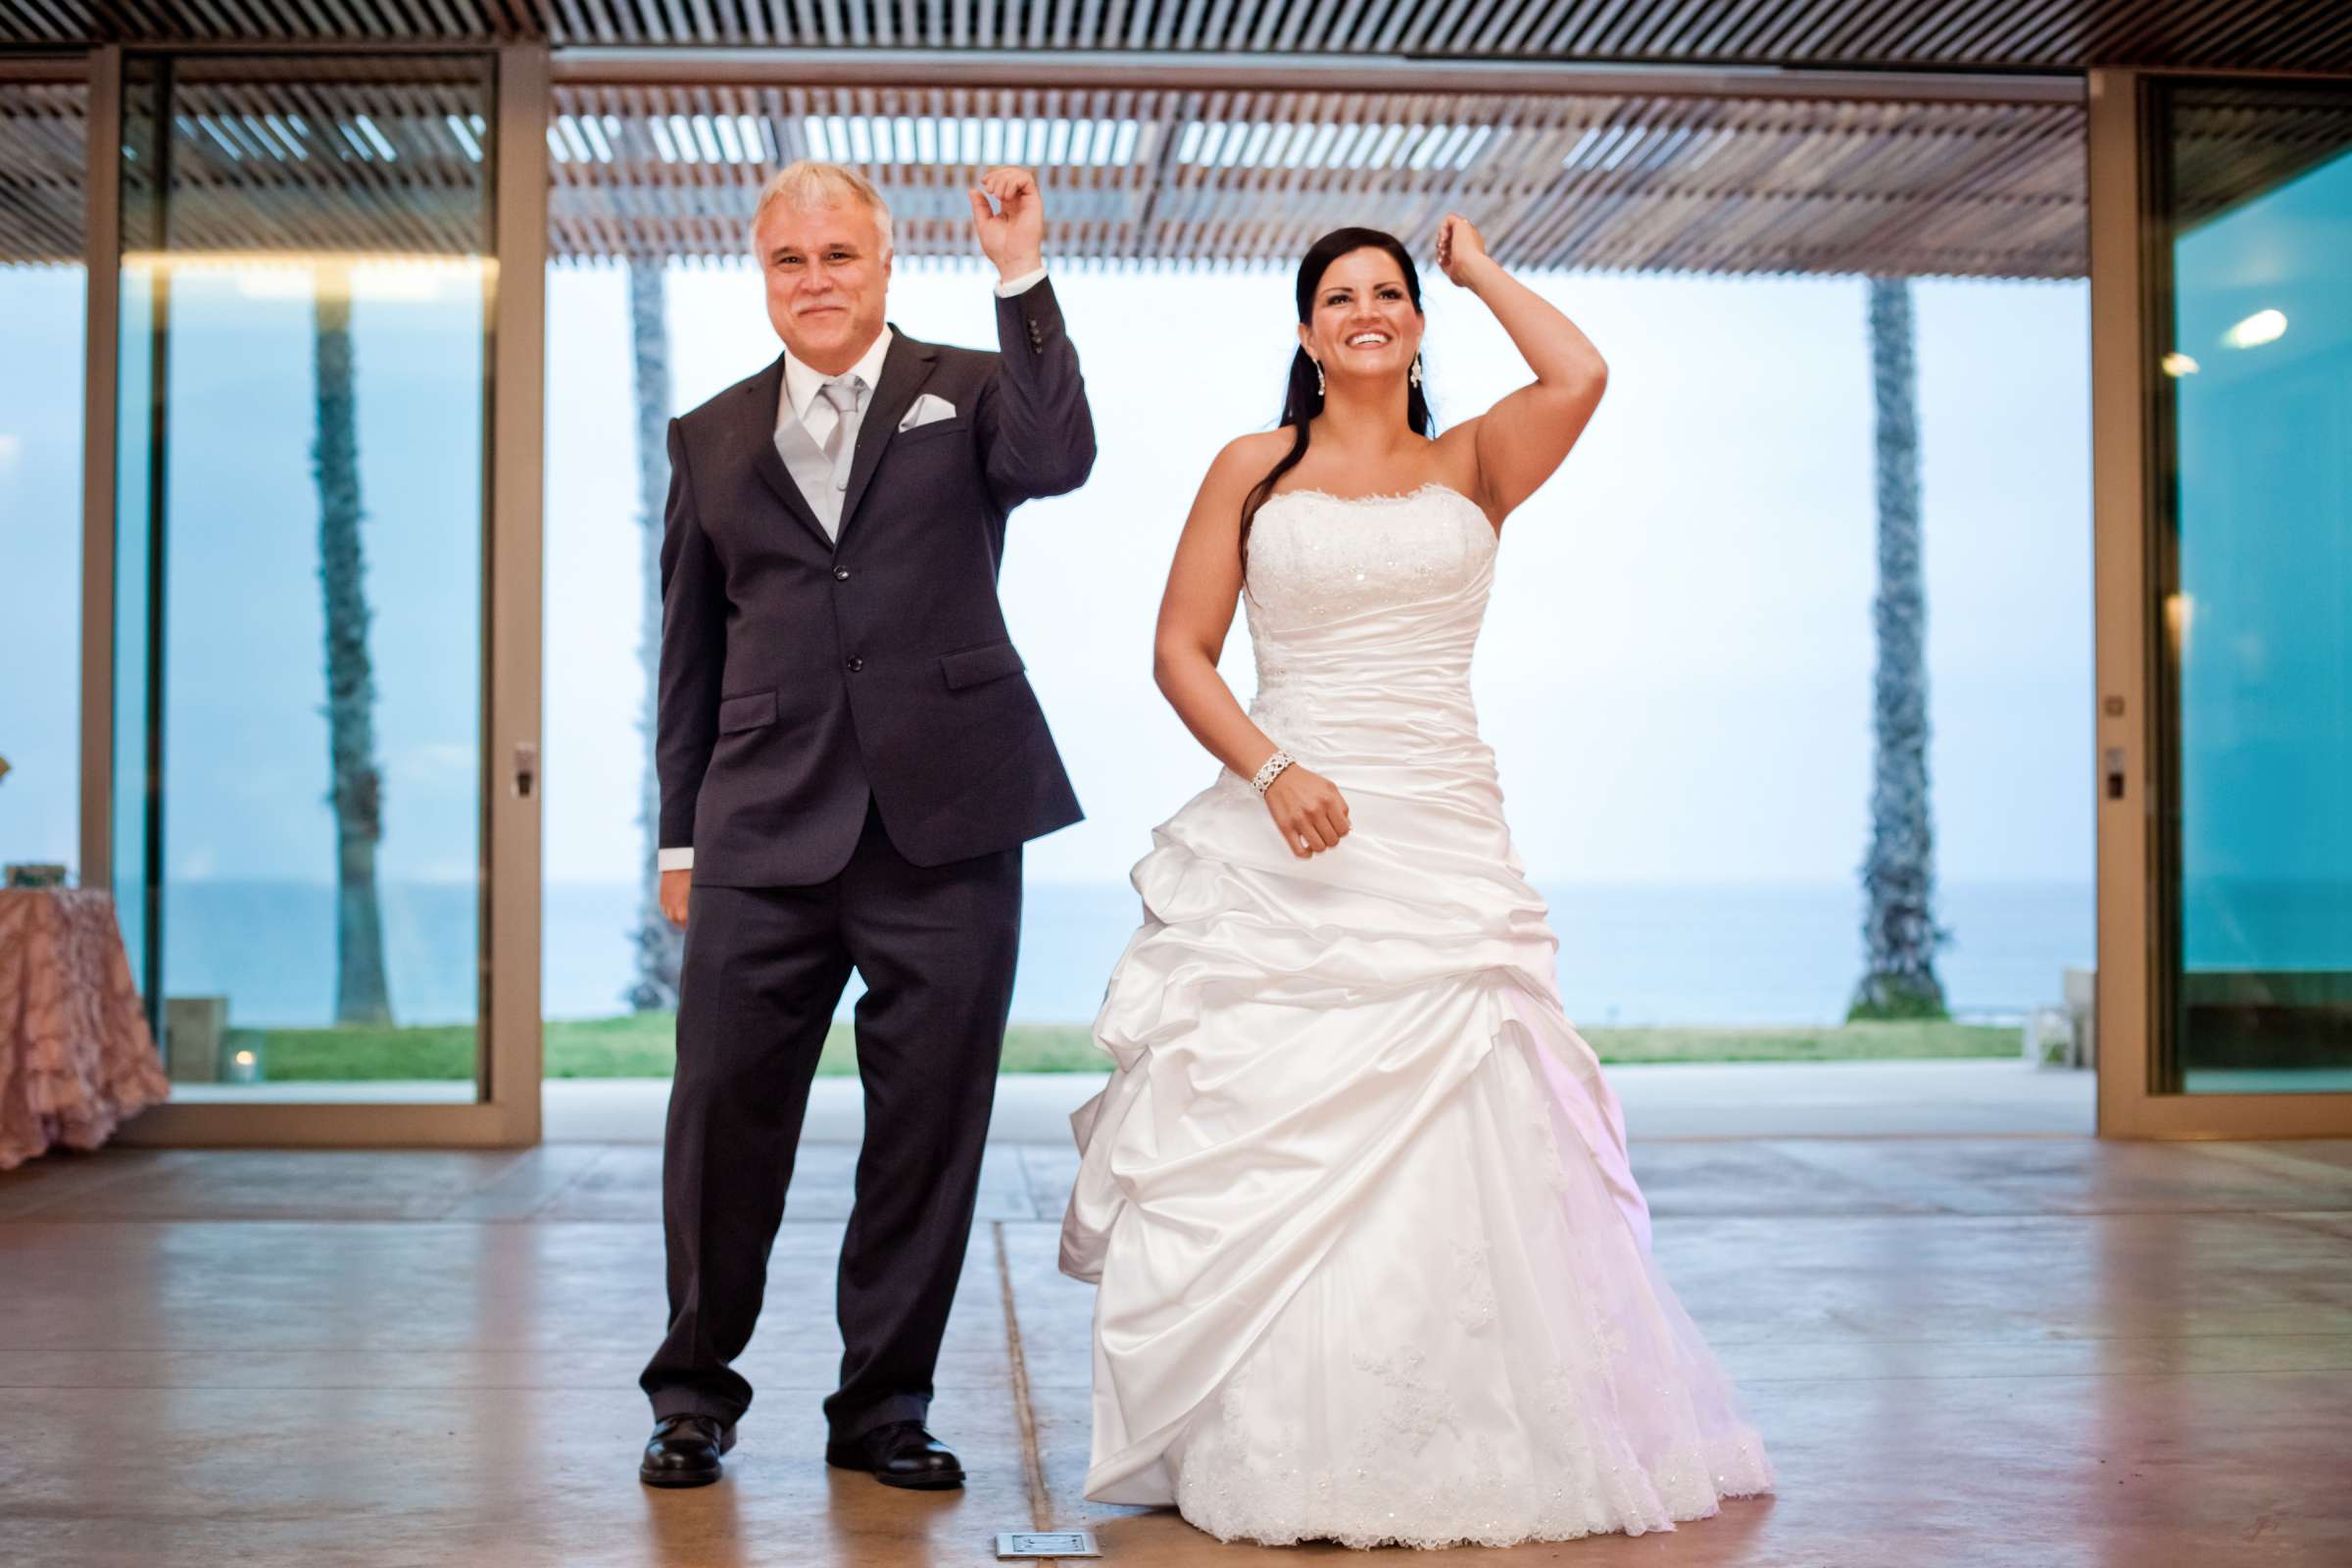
755,198,892,372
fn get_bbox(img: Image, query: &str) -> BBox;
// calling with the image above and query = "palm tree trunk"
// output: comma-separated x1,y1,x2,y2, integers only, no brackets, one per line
1849,275,1948,1021
626,256,683,1011
312,270,393,1027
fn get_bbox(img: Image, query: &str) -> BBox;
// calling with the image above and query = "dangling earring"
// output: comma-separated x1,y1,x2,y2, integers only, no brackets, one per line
1409,354,1424,389
1313,359,1326,397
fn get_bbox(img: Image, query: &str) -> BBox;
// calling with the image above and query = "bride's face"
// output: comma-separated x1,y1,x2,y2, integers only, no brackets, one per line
1298,247,1422,388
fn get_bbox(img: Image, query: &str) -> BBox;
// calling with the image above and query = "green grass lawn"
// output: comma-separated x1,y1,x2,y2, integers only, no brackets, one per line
232,1013,2016,1081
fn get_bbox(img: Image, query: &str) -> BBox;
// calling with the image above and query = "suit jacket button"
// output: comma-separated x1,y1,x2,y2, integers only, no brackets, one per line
833,565,851,581
846,656,863,672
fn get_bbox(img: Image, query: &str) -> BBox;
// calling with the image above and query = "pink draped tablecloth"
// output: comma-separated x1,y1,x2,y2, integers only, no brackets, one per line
0,889,171,1170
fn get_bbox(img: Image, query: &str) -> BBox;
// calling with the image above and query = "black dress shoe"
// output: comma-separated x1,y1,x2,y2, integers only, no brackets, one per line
639,1413,736,1488
824,1420,965,1490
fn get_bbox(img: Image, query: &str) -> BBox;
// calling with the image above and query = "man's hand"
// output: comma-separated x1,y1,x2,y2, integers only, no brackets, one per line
660,867,691,929
969,166,1046,281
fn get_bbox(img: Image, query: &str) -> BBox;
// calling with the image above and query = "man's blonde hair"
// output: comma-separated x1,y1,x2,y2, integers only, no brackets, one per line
748,160,896,259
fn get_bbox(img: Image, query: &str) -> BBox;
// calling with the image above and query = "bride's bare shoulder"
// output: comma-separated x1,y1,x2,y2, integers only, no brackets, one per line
1427,422,1500,520
1429,420,1486,482
1216,428,1296,472
1190,429,1294,501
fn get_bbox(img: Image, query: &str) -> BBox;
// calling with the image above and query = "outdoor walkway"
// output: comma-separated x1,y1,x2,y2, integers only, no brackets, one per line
2,1131,2347,1565
548,1056,2098,1142
172,1057,2098,1140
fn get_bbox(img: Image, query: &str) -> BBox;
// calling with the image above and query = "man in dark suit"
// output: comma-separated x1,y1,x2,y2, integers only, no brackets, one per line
638,160,1094,1491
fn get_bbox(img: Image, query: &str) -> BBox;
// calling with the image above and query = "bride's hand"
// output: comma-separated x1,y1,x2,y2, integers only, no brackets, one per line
1436,213,1494,288
1265,765,1350,858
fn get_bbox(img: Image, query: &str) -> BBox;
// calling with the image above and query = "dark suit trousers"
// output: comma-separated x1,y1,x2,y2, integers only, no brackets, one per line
640,798,1020,1440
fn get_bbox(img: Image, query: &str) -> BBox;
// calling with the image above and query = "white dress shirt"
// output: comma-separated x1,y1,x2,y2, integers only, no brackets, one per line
778,324,896,458
659,269,1050,874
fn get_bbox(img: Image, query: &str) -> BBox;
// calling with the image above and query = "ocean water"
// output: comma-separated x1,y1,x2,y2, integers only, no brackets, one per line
144,876,2093,1030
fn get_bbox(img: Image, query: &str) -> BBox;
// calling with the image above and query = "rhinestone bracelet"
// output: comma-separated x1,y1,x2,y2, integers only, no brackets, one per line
1250,749,1296,795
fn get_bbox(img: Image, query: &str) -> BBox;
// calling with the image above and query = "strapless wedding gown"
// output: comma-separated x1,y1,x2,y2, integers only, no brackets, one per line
1058,483,1773,1550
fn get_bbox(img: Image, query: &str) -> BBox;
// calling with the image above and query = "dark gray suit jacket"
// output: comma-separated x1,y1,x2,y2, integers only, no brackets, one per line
657,281,1095,885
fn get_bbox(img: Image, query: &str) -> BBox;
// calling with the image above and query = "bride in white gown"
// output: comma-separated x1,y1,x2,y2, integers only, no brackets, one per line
1057,217,1774,1550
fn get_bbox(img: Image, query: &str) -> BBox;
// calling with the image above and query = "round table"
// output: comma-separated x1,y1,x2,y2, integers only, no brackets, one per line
0,888,171,1170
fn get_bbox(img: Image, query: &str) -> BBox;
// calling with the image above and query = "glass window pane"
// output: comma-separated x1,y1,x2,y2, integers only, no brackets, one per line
116,56,494,1100
2156,82,2352,1093
539,92,2093,1128
0,83,86,879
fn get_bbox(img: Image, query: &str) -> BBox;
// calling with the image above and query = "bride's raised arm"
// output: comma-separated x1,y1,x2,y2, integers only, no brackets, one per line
1436,214,1608,522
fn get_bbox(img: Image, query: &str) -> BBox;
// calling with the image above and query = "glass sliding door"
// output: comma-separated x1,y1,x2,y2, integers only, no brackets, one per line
113,54,496,1105
2094,69,2352,1137
0,79,87,877
2151,81,2352,1098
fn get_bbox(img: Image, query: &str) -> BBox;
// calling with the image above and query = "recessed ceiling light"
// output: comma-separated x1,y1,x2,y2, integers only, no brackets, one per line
2223,309,2286,349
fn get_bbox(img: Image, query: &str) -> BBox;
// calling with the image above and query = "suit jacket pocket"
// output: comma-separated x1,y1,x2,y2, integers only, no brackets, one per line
939,641,1024,690
717,690,778,733
894,416,969,445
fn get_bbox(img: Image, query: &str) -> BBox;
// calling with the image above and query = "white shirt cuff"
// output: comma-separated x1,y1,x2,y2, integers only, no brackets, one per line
657,847,694,871
994,267,1049,297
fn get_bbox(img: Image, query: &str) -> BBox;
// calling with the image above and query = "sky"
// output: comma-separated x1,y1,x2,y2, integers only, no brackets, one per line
2,253,2094,896
546,257,2094,890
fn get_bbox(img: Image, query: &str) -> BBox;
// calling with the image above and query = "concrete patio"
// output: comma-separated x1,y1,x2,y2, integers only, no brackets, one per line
162,1056,2101,1141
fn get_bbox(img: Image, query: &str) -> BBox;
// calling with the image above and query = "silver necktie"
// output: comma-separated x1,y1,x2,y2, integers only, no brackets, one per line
815,374,866,491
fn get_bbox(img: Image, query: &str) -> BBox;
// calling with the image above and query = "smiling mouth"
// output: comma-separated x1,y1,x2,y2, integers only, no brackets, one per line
1345,332,1393,348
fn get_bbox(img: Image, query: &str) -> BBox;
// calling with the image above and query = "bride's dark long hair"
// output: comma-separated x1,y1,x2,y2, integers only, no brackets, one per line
1239,226,1436,580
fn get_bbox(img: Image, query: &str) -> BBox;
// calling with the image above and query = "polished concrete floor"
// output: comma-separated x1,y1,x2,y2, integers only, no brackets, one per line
3,1134,2348,1566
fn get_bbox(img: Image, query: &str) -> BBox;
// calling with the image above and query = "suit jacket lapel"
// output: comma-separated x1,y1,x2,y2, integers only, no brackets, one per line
742,354,833,552
836,330,940,543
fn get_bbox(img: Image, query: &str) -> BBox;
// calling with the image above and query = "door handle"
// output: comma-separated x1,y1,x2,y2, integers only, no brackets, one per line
513,742,538,799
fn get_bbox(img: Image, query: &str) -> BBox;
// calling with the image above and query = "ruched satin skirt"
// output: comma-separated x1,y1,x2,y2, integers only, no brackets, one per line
1058,715,1774,1549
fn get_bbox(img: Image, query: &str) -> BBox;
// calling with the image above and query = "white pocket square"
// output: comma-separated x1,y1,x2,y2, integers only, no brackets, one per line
898,393,957,431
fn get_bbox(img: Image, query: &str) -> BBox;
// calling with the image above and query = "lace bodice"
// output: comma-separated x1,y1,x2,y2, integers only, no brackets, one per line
1244,481,1496,646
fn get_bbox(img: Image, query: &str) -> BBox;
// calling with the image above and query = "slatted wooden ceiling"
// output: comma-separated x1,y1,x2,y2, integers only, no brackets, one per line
116,74,494,260
1,77,2090,275
7,0,2352,73
3,4,2344,274
549,86,2087,275
2168,84,2352,225
0,81,82,260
